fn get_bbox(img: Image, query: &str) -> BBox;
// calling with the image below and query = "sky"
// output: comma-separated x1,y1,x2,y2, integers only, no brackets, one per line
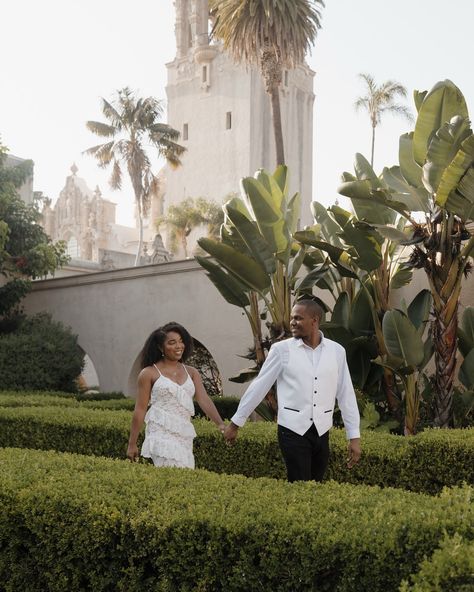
1,0,474,226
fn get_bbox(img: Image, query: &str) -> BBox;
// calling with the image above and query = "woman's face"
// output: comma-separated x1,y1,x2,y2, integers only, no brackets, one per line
162,331,185,361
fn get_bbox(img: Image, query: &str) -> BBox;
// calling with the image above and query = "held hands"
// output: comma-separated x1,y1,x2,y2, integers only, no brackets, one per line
223,422,239,446
347,438,361,469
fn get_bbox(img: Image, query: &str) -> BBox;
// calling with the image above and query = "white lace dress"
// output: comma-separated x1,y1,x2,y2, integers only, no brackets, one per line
141,364,196,469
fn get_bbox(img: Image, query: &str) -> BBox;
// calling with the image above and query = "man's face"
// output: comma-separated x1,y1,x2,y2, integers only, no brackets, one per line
290,303,319,339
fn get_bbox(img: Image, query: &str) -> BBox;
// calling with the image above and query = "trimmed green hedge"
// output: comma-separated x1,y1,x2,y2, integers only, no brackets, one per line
400,533,474,591
0,447,472,592
0,390,239,416
0,405,473,493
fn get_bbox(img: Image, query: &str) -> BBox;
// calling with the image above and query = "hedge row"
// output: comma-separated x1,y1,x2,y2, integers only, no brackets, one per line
0,390,240,418
0,447,472,592
0,405,473,493
400,533,474,591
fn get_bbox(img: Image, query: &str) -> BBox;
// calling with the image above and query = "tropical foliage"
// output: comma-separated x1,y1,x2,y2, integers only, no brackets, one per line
209,0,324,165
355,73,413,167
337,79,474,428
196,166,324,416
85,87,185,265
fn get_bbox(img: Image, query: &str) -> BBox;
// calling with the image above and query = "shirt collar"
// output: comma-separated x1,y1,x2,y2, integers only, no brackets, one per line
294,331,325,350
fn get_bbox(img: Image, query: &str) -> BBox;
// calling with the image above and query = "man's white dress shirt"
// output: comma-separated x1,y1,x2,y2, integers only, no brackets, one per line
231,334,360,439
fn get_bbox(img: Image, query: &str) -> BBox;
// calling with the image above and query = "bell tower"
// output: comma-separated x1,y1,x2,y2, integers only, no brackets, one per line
164,0,315,242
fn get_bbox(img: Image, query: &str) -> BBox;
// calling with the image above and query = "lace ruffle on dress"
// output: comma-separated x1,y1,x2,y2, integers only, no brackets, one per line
141,365,196,469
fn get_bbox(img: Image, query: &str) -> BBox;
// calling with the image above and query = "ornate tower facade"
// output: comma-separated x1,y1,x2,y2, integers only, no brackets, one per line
164,0,315,227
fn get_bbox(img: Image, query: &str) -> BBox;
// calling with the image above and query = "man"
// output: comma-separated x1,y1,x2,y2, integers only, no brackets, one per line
224,299,361,482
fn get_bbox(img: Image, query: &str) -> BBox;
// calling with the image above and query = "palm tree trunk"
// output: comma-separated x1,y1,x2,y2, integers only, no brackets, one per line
134,201,143,267
270,85,285,166
370,125,376,168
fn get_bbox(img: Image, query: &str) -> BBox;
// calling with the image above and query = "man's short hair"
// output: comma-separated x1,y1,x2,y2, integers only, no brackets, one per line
297,298,324,321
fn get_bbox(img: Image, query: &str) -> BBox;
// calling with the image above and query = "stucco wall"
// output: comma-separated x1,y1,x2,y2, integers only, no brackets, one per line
23,260,251,397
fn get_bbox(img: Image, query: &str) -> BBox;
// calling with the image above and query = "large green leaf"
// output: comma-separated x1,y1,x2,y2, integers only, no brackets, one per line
294,232,355,275
224,206,276,274
399,132,423,188
458,348,474,389
197,237,270,292
332,291,350,330
287,244,306,280
294,264,329,293
311,201,345,248
407,289,432,330
347,336,379,389
254,169,284,211
349,288,374,336
413,80,469,166
340,221,383,272
241,176,289,256
436,133,474,208
195,256,250,307
273,165,289,197
320,322,352,348
460,307,474,353
382,166,430,212
423,116,471,196
354,153,382,188
390,267,413,289
285,192,301,235
382,310,425,366
444,168,474,220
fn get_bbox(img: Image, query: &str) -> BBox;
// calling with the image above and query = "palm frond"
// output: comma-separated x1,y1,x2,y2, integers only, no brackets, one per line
86,121,117,138
109,160,122,190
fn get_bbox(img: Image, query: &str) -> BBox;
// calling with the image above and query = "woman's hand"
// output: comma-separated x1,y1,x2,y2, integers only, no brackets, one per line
218,422,226,435
127,443,139,462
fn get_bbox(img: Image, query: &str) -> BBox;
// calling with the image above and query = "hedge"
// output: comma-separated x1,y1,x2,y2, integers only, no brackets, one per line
399,533,474,591
0,390,239,417
0,447,472,592
0,405,473,493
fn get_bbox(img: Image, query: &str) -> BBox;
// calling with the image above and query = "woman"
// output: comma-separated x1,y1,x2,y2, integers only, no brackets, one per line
127,322,225,468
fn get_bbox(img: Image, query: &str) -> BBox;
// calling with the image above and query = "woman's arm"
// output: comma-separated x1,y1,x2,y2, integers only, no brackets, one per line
190,367,225,432
127,369,152,461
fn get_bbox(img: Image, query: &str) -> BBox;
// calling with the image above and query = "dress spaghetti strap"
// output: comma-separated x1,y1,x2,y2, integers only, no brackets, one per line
153,364,161,377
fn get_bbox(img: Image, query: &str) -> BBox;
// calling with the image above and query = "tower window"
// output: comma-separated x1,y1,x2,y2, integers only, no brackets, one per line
226,111,232,130
183,123,188,141
202,65,208,84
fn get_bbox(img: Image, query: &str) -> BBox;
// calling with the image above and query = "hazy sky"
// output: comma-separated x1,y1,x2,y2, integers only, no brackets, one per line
2,0,473,225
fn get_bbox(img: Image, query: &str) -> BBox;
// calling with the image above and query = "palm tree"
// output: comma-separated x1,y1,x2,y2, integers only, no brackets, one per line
85,87,185,266
156,197,204,258
354,73,413,168
209,0,324,166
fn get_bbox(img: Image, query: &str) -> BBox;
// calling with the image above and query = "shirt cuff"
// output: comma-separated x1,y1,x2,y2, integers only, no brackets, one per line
346,429,360,440
230,413,247,428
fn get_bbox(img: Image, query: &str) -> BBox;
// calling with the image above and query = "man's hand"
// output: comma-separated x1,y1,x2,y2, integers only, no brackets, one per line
347,438,361,469
223,422,239,446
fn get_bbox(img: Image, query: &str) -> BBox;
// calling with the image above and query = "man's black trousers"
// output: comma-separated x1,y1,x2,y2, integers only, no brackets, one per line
278,423,330,482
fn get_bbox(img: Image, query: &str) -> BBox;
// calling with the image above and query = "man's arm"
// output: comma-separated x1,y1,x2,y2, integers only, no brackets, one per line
336,349,361,468
224,345,282,444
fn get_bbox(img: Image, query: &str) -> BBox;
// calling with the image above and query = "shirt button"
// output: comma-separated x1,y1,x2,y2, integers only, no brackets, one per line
314,390,317,394
315,377,317,380
313,404,316,407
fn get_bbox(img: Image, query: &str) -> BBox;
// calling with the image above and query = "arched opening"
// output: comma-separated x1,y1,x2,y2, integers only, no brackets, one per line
126,336,222,399
76,348,100,391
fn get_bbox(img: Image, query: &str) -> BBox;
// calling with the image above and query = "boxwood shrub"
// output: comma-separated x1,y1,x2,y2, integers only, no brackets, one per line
0,447,472,592
400,533,474,591
0,405,472,493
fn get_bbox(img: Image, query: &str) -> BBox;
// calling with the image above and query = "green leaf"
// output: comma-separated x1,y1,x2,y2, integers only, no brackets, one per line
458,348,474,389
413,80,469,166
349,288,374,336
229,366,259,383
294,264,329,292
340,221,383,272
436,133,474,208
407,289,432,330
197,237,270,292
195,256,250,307
273,165,289,196
285,192,301,235
444,167,474,220
224,206,277,274
354,153,382,188
382,166,430,212
311,201,345,248
332,292,350,330
399,132,423,188
382,310,425,366
460,307,474,352
390,268,413,289
287,244,306,280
